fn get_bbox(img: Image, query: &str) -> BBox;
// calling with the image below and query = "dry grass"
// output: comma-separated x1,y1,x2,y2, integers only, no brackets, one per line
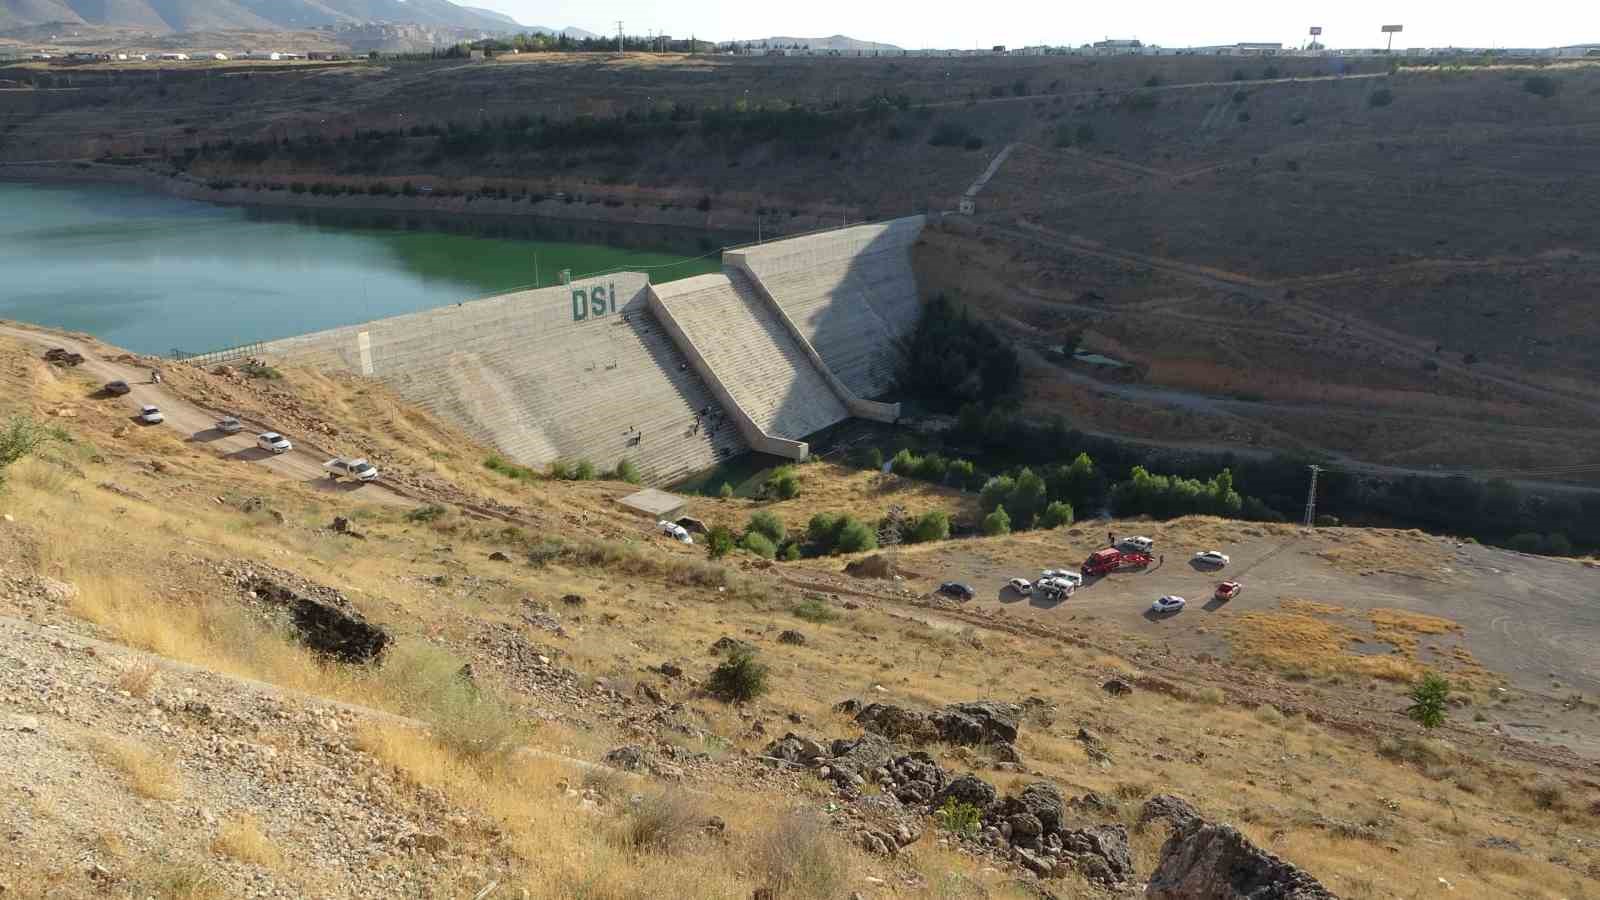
88,735,181,801
116,660,161,698
210,815,284,869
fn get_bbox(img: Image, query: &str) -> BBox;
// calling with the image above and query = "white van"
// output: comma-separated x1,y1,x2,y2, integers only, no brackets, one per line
657,520,693,545
1116,536,1155,554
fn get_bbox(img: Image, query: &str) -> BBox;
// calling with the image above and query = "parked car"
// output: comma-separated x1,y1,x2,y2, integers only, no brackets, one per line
324,457,380,482
1035,577,1075,601
1151,595,1186,614
938,582,976,601
43,348,85,367
1006,577,1033,595
215,416,243,435
1194,550,1231,567
657,520,693,544
1214,581,1243,602
257,432,292,454
1116,536,1155,554
1040,568,1085,587
103,380,131,396
137,404,164,424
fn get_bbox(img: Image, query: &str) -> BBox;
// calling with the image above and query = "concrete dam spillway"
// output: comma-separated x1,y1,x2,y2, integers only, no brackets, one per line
255,217,925,485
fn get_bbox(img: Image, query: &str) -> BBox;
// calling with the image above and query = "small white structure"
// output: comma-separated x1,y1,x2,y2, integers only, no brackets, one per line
159,52,190,61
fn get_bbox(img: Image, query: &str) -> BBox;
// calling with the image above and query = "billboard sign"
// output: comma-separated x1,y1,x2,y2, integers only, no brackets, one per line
1310,26,1322,35
1381,24,1404,33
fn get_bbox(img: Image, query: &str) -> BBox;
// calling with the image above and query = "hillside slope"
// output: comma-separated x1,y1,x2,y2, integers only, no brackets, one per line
0,0,519,32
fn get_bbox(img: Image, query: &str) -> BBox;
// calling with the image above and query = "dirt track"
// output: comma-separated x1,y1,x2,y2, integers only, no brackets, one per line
1,323,408,507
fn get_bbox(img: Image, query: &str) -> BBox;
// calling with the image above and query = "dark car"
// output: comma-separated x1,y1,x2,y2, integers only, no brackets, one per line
103,380,131,396
937,582,976,601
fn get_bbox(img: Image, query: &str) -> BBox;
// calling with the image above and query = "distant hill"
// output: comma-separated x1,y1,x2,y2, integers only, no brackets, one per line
727,34,901,52
0,0,523,33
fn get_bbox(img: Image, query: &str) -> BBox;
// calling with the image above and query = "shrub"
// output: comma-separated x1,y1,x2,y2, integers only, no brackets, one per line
746,510,786,544
1527,780,1566,810
948,458,977,488
620,791,706,851
750,812,848,899
781,543,802,562
1406,672,1451,729
718,482,734,499
1039,500,1074,529
1524,75,1558,97
573,459,597,480
238,360,282,380
979,475,1015,514
982,505,1011,536
547,459,574,480
792,598,838,623
611,458,642,484
1368,87,1394,107
740,531,777,559
0,415,57,491
484,455,538,481
934,798,983,837
835,517,878,553
897,295,1020,412
909,509,950,543
405,504,448,523
807,512,844,552
706,525,736,560
852,446,884,470
708,649,768,702
766,465,801,500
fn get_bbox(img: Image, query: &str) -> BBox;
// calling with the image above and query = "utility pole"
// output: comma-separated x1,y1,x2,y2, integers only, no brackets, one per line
616,21,624,54
1302,465,1321,526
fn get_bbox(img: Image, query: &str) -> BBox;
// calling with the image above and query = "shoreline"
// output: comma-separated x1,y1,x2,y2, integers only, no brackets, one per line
0,160,860,241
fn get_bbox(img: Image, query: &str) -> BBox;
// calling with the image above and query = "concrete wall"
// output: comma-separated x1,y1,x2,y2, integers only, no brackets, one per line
257,273,750,486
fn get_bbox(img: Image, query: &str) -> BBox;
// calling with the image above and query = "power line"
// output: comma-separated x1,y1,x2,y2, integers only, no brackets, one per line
1302,464,1320,526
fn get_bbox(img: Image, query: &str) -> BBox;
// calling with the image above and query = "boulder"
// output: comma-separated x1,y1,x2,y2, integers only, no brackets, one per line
1102,677,1133,696
1006,812,1043,844
603,745,646,771
1060,824,1134,886
935,773,998,814
246,577,389,664
832,698,863,715
989,741,1023,764
762,733,829,766
1139,794,1203,833
826,734,901,786
935,700,1021,746
856,703,940,744
1147,823,1335,899
1012,781,1066,834
658,662,683,678
777,630,806,646
561,593,586,606
710,635,752,656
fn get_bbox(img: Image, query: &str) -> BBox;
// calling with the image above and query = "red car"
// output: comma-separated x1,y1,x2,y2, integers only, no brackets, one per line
1214,581,1242,602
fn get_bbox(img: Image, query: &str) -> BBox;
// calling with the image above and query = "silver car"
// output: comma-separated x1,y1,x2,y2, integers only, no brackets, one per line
256,432,292,454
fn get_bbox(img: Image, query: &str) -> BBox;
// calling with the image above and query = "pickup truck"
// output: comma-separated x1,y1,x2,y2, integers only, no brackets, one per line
323,457,379,482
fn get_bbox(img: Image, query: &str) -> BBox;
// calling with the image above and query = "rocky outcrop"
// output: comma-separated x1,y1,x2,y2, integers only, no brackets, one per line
761,732,829,766
245,576,389,664
855,699,1022,748
936,773,999,814
1139,794,1203,833
1060,825,1134,886
824,733,900,787
1147,822,1336,899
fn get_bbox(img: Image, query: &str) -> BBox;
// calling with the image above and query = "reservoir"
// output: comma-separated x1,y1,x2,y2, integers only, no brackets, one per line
0,181,726,357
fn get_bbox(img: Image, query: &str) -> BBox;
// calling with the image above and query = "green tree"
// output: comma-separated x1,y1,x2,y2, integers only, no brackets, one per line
705,525,736,560
1039,500,1074,529
741,531,777,559
766,466,801,500
746,510,786,544
1406,673,1450,729
0,416,58,491
708,649,768,702
835,517,878,553
718,482,734,499
982,505,1011,536
909,510,951,543
979,475,1015,515
1007,467,1047,527
807,512,843,552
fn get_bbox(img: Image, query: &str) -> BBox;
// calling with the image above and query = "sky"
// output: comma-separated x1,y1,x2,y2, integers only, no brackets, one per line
466,0,1597,51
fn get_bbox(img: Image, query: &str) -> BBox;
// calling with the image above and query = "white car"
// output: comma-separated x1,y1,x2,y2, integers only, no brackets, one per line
1194,550,1231,567
324,457,380,482
657,520,693,545
137,405,164,424
1151,595,1186,614
1035,577,1076,600
215,416,243,435
257,432,292,454
1040,568,1084,587
1117,536,1155,553
1006,577,1033,594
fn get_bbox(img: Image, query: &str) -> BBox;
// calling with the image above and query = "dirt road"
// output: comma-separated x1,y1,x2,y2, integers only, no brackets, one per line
2,323,409,507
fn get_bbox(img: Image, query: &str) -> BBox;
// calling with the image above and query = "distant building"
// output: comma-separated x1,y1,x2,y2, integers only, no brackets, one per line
1093,39,1143,54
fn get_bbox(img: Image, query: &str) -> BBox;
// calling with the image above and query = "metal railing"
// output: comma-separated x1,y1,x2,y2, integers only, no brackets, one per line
167,340,265,365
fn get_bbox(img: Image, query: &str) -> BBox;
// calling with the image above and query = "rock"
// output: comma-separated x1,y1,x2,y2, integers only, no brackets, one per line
703,816,726,834
833,698,862,715
1060,825,1134,885
604,745,646,771
1007,813,1043,844
777,629,806,646
709,635,752,656
761,733,829,766
1102,678,1133,696
1015,847,1053,876
1477,836,1522,853
402,832,450,855
1010,782,1066,834
856,703,940,743
635,682,665,705
844,554,896,579
826,734,901,786
561,593,586,606
934,700,1022,746
245,577,390,664
935,774,998,814
658,662,683,678
989,741,1023,764
331,516,351,533
1139,794,1203,832
488,551,510,562
1147,822,1335,899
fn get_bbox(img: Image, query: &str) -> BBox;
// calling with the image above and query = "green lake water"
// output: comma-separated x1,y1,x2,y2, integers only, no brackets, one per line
0,181,726,356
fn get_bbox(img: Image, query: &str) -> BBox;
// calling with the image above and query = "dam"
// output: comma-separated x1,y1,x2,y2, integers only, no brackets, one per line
255,217,925,486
